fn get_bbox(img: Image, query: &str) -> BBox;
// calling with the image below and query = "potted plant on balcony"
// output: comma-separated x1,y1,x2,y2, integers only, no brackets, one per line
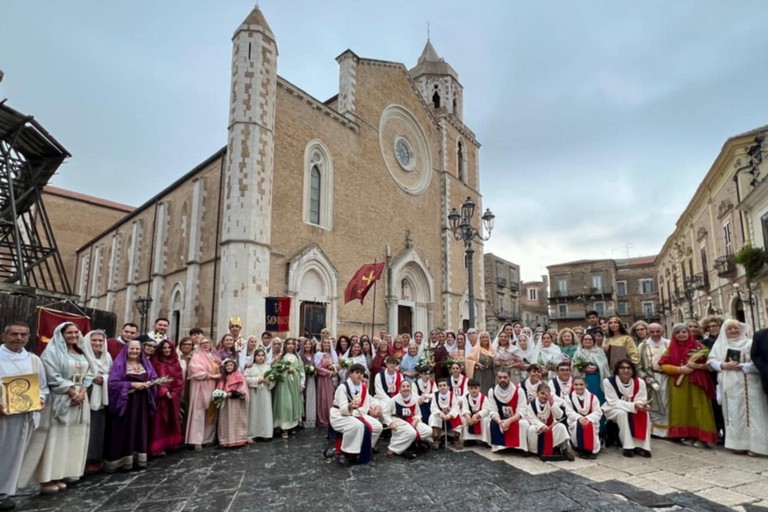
733,244,767,282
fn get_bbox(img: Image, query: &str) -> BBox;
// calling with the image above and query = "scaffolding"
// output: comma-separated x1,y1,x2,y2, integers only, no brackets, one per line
0,100,72,293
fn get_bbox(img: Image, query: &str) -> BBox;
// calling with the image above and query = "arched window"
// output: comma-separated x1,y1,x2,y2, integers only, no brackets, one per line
303,140,333,229
309,165,321,225
432,90,441,109
457,140,466,183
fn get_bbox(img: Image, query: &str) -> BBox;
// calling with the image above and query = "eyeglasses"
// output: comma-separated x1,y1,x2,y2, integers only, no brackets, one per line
618,366,632,370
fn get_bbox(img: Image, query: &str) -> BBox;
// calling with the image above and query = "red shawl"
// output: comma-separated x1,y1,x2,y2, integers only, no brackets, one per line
659,336,715,399
218,368,248,395
150,340,185,398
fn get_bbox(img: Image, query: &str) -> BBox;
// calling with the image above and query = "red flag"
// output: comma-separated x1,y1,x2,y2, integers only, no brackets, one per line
36,307,91,355
344,262,385,304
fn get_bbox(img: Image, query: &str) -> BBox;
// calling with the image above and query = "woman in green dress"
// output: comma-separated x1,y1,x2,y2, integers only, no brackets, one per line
272,337,305,439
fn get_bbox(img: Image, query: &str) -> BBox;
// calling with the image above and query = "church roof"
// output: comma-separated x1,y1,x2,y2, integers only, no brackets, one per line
409,40,459,82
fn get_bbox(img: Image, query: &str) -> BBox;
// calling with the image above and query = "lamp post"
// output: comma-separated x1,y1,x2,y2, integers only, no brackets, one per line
683,278,697,320
733,283,759,329
448,197,495,329
134,296,153,335
705,296,723,316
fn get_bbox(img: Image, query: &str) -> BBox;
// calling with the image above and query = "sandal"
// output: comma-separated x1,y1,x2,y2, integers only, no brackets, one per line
40,483,59,495
281,433,289,440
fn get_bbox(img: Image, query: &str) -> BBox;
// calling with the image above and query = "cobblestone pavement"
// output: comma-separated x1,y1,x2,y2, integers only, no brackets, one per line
10,430,768,512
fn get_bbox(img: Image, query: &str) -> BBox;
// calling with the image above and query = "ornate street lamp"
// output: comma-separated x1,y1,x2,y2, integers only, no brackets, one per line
683,278,697,320
134,296,153,335
448,196,494,329
733,283,759,329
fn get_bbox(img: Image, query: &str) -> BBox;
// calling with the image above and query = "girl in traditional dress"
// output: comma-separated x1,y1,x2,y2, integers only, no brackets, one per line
707,320,768,455
557,328,578,362
314,338,337,427
602,359,652,457
604,316,640,365
185,338,221,451
244,348,274,440
299,337,317,429
564,377,602,459
83,330,112,474
272,338,305,439
659,324,716,446
537,332,563,380
217,358,249,448
20,322,96,494
104,339,157,472
216,334,238,362
466,331,495,394
149,339,184,457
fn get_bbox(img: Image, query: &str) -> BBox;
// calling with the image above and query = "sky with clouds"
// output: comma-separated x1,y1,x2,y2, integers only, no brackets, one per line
2,1,767,282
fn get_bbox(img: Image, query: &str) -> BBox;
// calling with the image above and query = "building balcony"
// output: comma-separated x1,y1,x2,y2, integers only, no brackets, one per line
493,309,515,321
549,311,588,320
508,281,519,291
496,277,507,287
715,256,736,277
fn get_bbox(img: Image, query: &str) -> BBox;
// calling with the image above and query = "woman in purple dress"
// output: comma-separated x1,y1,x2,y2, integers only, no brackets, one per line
314,338,337,427
104,340,157,472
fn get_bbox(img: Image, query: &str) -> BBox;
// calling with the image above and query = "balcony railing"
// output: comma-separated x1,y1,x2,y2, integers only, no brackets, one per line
715,256,736,277
508,281,519,291
496,277,507,287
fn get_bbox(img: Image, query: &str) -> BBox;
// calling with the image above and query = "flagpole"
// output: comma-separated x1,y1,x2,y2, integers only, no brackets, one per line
371,259,377,342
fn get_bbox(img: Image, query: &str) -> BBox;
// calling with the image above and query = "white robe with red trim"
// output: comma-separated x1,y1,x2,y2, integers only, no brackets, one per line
461,392,490,444
382,393,432,454
330,380,383,455
526,399,569,454
428,391,462,432
564,390,602,454
374,370,403,410
602,377,651,451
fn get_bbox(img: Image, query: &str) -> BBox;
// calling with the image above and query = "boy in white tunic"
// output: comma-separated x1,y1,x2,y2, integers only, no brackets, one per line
382,381,431,459
526,383,574,461
373,356,404,411
429,379,463,449
462,379,490,446
602,359,652,458
330,364,383,465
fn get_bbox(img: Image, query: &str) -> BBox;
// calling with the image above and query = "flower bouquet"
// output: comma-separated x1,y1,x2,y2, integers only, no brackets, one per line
212,389,228,408
304,364,316,376
537,354,558,373
264,359,292,384
675,347,709,386
442,357,461,369
572,356,590,373
128,376,173,394
417,349,435,371
339,358,351,369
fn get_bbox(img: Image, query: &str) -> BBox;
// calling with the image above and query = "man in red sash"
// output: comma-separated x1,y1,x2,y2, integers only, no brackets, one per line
564,377,603,459
382,381,432,459
330,364,383,465
487,368,529,453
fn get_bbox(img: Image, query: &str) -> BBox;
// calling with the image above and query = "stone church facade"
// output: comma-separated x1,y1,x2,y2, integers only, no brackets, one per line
74,7,487,340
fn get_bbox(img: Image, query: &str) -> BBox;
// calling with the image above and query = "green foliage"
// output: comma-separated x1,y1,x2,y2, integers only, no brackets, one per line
733,245,767,282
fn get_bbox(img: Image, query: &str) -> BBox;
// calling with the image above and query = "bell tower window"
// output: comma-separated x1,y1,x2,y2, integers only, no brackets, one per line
432,84,441,109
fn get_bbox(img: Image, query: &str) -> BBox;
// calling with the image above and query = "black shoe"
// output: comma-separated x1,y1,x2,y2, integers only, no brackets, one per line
588,453,597,460
0,498,15,511
622,449,634,458
403,450,418,460
323,444,336,459
634,448,651,458
577,451,590,460
372,447,379,454
337,454,350,466
563,451,575,462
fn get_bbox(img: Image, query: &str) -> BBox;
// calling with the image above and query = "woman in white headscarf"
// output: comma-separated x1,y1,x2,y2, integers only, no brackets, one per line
82,330,112,473
707,319,768,455
20,322,98,494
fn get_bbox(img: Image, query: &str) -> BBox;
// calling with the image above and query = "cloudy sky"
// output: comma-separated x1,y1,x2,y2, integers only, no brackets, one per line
2,1,767,281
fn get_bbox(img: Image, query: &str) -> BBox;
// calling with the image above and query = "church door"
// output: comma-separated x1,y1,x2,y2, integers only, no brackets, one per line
398,305,413,336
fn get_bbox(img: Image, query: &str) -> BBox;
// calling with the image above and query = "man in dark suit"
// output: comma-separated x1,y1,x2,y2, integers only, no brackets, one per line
751,327,768,398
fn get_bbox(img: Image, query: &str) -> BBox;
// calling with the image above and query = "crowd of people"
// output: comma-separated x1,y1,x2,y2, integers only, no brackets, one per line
2,310,768,510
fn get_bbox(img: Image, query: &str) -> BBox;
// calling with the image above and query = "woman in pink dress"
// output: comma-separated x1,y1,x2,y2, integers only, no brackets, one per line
314,338,337,427
185,338,221,451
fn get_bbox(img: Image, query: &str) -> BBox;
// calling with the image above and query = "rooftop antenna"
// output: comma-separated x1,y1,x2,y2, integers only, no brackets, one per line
625,243,633,258
427,21,430,41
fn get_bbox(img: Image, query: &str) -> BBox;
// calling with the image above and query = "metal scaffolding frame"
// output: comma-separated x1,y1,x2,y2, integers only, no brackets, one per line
0,99,72,293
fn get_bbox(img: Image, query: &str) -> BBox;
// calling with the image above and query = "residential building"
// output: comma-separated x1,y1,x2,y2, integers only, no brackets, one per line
483,253,521,334
520,276,549,328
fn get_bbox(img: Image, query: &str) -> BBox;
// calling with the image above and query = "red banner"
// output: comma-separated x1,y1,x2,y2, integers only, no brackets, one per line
36,307,91,355
265,297,291,332
344,262,385,304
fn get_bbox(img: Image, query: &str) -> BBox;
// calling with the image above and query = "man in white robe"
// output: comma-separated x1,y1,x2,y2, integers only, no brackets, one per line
382,381,431,459
373,357,404,412
485,369,529,453
330,364,382,465
637,323,670,438
0,322,48,510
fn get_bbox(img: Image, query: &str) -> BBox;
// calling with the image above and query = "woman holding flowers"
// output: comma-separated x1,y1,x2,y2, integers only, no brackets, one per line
185,338,221,451
244,348,274,440
659,324,716,446
272,338,305,439
537,331,563,381
571,332,609,406
216,358,249,448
